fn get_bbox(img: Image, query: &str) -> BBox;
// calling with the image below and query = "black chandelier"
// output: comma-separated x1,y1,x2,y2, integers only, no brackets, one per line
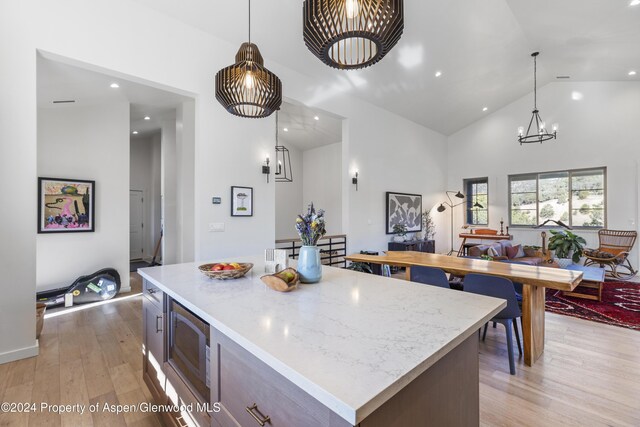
215,0,282,118
518,52,558,144
303,0,404,70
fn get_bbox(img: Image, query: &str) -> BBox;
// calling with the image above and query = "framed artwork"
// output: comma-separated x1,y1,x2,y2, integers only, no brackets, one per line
231,186,253,217
38,177,95,233
386,191,422,234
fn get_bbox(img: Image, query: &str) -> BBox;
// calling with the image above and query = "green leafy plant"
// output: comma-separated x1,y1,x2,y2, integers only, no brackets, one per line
479,254,494,261
422,210,436,241
547,230,586,263
346,262,373,274
392,223,407,238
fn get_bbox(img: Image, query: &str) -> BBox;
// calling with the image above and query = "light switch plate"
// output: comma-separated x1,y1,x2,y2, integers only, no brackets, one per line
209,223,225,232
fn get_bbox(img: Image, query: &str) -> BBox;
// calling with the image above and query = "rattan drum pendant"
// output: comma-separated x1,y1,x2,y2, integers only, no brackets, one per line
303,0,404,70
215,1,282,118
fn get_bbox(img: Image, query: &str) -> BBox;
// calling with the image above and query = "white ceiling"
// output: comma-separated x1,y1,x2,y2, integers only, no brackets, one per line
278,102,343,151
37,56,186,139
132,0,640,135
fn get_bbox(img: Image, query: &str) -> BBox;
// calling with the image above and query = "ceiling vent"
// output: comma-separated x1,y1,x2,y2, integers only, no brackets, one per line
52,100,76,104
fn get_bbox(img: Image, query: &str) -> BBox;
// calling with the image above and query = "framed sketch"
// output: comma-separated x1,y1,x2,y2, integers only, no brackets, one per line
38,177,95,233
231,186,253,217
386,192,422,234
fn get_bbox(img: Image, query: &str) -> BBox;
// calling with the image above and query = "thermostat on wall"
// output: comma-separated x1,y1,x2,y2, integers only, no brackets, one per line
212,197,222,205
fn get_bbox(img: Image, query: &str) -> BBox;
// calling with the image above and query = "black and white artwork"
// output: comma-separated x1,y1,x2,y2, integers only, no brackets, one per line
386,192,423,234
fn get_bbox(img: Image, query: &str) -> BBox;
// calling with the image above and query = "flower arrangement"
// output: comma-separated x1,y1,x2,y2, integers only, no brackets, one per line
296,203,327,246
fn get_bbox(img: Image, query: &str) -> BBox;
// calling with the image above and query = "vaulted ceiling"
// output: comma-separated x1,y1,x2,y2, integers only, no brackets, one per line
136,0,640,135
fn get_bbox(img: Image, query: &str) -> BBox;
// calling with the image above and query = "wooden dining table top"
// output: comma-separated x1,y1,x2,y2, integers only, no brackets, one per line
345,251,583,291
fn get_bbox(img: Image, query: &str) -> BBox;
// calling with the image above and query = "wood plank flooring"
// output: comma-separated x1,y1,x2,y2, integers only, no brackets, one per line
1,273,639,426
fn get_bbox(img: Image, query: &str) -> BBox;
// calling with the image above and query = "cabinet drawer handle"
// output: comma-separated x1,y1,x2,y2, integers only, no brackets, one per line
147,288,156,294
246,404,271,426
155,315,163,333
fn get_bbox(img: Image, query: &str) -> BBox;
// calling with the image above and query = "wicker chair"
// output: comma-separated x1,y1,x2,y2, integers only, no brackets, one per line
583,230,638,280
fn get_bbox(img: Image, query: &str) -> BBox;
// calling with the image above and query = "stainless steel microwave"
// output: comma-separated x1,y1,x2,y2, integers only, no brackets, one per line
167,298,210,403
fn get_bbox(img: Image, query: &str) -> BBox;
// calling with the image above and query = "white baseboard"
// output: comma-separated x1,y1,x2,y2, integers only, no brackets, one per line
0,342,39,365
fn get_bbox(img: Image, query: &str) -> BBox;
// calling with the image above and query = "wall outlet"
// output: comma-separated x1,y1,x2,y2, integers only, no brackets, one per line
209,223,225,232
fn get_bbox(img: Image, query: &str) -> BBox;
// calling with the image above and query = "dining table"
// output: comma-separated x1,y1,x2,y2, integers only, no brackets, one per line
344,251,584,366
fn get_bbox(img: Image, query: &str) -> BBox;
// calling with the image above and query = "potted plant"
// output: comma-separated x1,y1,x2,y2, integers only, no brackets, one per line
547,230,586,267
346,262,373,274
295,203,327,283
392,224,408,242
422,210,436,241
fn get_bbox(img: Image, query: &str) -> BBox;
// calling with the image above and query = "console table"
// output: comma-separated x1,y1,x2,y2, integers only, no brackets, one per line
388,239,435,253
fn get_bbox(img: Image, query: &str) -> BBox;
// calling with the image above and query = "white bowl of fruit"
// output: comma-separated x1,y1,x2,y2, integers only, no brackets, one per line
198,262,253,280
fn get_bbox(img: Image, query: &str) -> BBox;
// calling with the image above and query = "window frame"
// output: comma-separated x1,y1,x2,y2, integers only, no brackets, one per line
508,167,607,229
463,177,489,226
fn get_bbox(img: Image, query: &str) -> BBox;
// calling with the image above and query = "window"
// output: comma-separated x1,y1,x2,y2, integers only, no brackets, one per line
464,177,488,225
509,168,606,228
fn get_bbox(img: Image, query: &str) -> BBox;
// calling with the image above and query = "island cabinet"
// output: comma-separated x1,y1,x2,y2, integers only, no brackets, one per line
210,329,352,427
210,328,479,427
142,279,165,404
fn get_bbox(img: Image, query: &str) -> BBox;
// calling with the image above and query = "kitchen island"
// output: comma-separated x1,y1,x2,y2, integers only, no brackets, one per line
139,256,505,426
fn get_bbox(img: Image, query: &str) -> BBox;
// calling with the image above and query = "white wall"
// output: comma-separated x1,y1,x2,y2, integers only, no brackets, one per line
447,82,640,263
275,145,304,240
161,118,177,264
303,143,343,236
176,101,196,263
0,3,38,363
130,134,161,260
342,112,449,254
37,103,131,292
1,0,447,360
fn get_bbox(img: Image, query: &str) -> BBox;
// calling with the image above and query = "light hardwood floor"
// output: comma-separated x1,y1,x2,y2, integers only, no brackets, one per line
1,273,639,426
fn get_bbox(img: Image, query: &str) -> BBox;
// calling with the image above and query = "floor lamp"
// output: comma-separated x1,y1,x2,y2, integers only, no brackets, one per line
437,191,483,256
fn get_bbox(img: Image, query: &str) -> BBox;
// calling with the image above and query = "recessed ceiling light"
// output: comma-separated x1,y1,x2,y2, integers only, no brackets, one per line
630,0,640,6
283,128,289,132
110,83,120,88
571,91,584,101
435,71,442,78
132,131,138,135
482,107,488,112
629,70,637,76
144,116,150,120
314,116,320,121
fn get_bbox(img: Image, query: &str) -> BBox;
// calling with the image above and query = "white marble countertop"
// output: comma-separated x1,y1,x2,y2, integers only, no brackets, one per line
139,256,505,425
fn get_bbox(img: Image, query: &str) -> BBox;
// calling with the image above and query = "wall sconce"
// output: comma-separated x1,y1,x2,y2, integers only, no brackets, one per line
352,171,359,191
262,155,271,183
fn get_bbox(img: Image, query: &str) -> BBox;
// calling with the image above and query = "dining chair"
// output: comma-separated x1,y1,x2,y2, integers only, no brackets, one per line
409,266,451,289
464,273,522,375
497,260,526,298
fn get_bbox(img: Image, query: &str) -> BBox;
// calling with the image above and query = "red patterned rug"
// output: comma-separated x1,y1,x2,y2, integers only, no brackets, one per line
545,281,640,330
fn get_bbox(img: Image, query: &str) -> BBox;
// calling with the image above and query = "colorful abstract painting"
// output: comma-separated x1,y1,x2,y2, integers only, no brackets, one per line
38,178,95,233
386,192,422,234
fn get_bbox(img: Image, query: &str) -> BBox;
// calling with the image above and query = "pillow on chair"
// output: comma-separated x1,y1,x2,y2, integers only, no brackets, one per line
506,244,525,259
488,246,500,257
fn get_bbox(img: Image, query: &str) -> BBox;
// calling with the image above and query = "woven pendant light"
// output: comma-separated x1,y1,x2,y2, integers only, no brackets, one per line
303,0,404,70
215,1,282,118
